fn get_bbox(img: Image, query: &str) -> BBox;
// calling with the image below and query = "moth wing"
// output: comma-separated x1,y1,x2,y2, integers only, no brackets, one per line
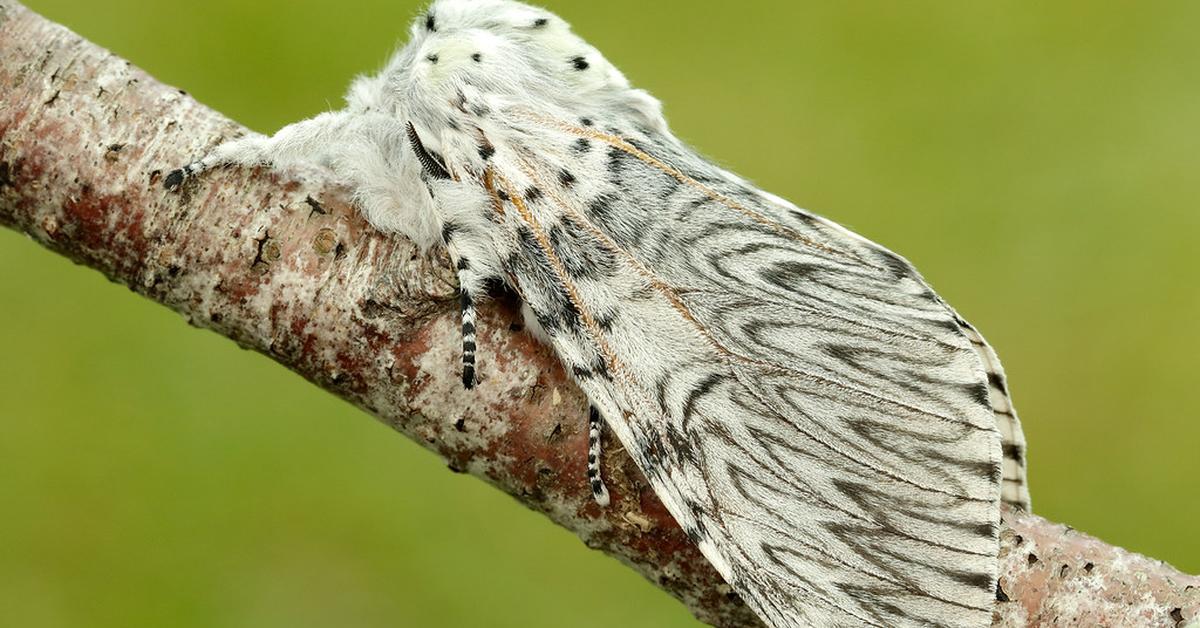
488,121,1008,627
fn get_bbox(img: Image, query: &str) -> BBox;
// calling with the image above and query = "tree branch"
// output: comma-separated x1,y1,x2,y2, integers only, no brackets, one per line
1,2,1196,626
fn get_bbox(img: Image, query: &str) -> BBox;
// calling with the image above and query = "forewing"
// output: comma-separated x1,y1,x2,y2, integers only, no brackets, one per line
485,115,1006,627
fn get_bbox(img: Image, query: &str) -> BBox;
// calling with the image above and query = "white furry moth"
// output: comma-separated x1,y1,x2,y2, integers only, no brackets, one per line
165,1,1032,626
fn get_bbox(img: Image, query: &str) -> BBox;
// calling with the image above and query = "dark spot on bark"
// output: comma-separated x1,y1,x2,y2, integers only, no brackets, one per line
1083,562,1094,573
305,195,327,217
1027,553,1039,566
251,231,271,269
995,582,1010,602
454,417,467,432
1059,564,1069,578
163,169,184,191
1170,608,1183,623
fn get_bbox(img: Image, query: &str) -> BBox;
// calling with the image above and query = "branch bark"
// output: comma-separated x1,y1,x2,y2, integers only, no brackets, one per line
1,2,1196,626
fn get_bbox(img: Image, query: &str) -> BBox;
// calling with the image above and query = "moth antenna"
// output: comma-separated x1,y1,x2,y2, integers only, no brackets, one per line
406,121,451,180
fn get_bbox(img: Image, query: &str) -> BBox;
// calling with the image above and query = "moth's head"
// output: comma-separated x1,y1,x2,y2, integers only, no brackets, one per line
341,0,670,247
389,1,665,170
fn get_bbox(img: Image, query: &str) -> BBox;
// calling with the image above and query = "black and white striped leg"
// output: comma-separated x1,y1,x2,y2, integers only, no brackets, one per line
164,158,212,190
460,289,477,389
587,405,610,506
165,113,357,192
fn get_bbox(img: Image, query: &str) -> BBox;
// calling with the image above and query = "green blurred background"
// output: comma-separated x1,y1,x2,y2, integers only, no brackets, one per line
2,1,1197,626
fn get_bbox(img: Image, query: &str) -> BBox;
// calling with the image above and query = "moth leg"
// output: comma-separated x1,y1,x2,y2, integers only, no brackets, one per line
459,287,478,390
164,110,355,190
587,405,611,506
450,251,502,390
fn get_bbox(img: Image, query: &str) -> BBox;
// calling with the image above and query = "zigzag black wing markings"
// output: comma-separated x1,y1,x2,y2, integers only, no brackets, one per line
490,114,1014,627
